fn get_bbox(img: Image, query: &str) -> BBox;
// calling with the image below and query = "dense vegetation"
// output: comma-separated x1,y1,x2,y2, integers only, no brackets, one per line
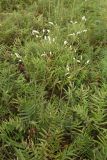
0,0,107,159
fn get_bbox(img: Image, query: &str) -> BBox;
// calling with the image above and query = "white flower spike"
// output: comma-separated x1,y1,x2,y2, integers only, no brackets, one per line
66,64,70,72
15,53,21,58
86,60,90,64
77,60,81,63
82,29,87,33
32,30,39,35
69,33,75,36
64,41,68,45
82,16,87,21
48,22,54,25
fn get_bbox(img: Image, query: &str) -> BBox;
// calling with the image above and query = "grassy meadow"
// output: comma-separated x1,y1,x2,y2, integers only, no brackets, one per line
0,0,107,159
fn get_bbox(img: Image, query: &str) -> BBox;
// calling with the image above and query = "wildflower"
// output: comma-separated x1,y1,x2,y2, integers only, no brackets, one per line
15,53,21,58
74,49,77,53
69,45,72,49
47,29,50,33
41,54,46,57
76,31,81,35
43,29,45,33
44,35,52,43
82,16,87,21
77,60,81,63
68,76,71,79
65,72,69,76
49,51,52,55
41,52,47,57
64,40,68,45
44,36,47,40
73,57,81,63
70,20,73,24
70,20,77,24
80,55,83,60
19,59,22,62
36,35,39,38
48,22,54,25
82,29,87,33
47,36,51,43
32,30,39,35
66,64,70,72
73,21,78,24
85,60,90,64
52,38,55,42
69,33,75,36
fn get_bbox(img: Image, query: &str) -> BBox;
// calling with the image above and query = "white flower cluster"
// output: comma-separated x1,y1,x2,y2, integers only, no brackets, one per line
64,40,68,45
81,16,87,21
15,53,20,58
43,29,50,33
43,28,55,43
65,64,70,76
32,28,55,43
70,20,78,24
32,29,41,38
32,30,39,35
73,56,90,65
44,35,55,43
68,16,87,37
68,29,87,37
41,51,52,58
65,58,90,77
48,22,54,25
14,53,22,62
70,16,87,24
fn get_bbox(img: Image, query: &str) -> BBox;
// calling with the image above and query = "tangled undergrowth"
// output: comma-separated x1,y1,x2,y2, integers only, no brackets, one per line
0,0,107,159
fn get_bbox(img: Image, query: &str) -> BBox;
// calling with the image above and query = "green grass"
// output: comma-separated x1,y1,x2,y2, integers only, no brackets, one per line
0,0,107,159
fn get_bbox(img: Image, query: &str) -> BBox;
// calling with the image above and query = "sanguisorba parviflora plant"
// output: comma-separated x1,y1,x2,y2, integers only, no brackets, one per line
0,0,107,159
